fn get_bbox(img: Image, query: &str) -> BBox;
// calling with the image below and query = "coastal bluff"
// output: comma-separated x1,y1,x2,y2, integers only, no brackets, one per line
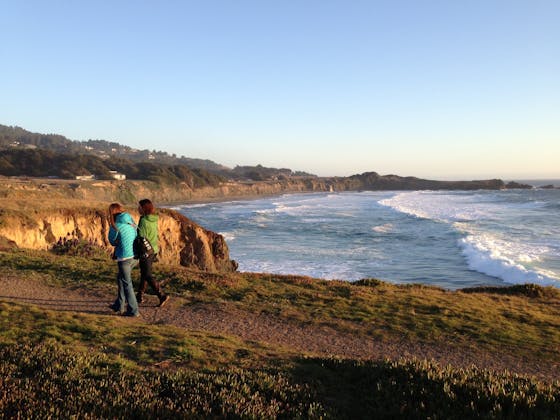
0,206,237,273
0,173,530,273
0,172,531,207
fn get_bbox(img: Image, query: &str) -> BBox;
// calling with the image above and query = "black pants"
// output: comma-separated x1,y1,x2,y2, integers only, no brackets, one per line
138,254,163,298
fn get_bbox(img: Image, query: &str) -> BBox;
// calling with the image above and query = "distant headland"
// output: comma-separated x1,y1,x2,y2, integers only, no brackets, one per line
0,123,533,204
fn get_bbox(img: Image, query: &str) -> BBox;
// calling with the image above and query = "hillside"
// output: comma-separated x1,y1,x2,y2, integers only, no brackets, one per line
1,247,560,417
2,124,531,190
0,124,313,180
0,140,552,417
0,124,228,173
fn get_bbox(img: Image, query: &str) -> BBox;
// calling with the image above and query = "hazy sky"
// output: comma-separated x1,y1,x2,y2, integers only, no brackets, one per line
2,1,559,179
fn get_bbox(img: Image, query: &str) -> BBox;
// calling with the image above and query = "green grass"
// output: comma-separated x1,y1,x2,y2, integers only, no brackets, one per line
2,248,560,364
2,248,560,417
0,301,298,372
1,310,559,418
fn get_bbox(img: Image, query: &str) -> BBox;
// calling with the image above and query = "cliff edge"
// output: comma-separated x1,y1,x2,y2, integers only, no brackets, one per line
0,173,532,207
0,206,237,273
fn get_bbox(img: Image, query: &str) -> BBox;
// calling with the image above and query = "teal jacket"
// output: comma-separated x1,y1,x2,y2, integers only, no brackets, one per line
138,214,159,254
108,212,137,260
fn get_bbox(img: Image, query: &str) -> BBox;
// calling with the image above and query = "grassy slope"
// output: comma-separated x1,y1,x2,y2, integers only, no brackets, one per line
3,249,560,363
2,248,560,417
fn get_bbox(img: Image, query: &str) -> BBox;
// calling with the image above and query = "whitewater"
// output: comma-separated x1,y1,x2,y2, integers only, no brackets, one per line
173,188,560,290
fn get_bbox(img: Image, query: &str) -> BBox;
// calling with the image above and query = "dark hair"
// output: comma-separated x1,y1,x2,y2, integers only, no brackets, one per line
139,199,155,215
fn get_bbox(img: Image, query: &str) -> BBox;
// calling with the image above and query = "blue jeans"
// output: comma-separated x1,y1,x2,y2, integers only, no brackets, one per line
113,258,139,315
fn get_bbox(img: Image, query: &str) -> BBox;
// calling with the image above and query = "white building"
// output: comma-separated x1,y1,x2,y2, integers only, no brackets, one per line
109,170,126,180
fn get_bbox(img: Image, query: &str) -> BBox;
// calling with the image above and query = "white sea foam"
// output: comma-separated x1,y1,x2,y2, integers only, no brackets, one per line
379,191,495,222
219,232,236,241
238,259,361,281
459,234,559,287
181,203,211,209
255,208,276,215
372,223,394,233
378,190,560,287
176,190,560,289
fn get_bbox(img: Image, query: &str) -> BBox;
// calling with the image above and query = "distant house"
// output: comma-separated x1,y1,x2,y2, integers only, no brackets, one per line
109,170,126,180
75,175,95,180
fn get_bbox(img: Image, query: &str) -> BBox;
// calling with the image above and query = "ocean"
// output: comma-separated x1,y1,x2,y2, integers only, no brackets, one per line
172,187,560,290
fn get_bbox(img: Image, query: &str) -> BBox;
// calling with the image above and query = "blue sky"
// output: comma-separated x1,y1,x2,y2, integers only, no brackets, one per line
2,1,559,179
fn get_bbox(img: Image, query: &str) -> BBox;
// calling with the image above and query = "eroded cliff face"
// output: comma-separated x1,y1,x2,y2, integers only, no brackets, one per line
0,207,237,272
0,174,530,210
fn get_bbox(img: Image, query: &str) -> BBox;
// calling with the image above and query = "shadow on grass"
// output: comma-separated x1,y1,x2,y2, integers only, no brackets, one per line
289,357,560,419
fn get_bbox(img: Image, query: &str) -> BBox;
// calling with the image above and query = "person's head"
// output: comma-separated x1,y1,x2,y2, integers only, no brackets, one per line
108,202,125,227
138,198,155,216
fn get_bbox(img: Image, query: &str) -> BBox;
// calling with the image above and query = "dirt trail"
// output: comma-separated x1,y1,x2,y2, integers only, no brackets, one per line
2,274,558,382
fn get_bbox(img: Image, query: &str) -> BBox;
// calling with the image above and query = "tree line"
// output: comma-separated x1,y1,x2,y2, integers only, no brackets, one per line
1,124,315,180
0,149,224,188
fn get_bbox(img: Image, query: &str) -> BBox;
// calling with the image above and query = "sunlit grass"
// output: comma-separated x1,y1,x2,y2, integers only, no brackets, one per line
2,248,560,417
0,300,298,372
2,248,560,363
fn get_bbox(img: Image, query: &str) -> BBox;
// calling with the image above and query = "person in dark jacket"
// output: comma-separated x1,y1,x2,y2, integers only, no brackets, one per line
108,202,140,317
136,199,169,307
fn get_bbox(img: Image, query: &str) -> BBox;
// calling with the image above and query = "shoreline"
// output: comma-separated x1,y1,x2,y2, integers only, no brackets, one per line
159,192,288,207
173,189,560,291
159,190,337,208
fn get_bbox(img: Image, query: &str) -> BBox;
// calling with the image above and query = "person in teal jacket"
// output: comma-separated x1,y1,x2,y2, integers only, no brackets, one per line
136,198,169,307
108,202,139,317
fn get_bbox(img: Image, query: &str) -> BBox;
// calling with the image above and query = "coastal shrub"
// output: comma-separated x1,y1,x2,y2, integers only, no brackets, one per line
352,278,383,288
0,342,326,419
294,357,560,419
116,187,137,204
460,284,560,299
2,342,560,419
0,235,18,251
50,238,109,259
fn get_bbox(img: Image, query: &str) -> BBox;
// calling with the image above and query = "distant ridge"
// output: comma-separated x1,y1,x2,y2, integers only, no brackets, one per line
0,124,532,190
0,124,314,181
338,171,532,191
0,124,228,173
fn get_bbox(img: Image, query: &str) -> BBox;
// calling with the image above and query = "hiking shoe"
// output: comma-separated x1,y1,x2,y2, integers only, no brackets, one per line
158,295,170,307
123,312,140,317
109,303,123,313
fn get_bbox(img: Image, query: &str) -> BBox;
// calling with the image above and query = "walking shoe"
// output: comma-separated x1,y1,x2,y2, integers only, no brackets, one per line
158,295,170,307
109,303,123,313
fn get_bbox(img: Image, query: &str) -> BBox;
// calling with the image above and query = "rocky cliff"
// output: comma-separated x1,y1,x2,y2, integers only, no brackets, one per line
0,173,531,207
0,206,237,272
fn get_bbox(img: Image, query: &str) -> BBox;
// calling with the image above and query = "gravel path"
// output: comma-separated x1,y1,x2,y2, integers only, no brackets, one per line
2,274,558,382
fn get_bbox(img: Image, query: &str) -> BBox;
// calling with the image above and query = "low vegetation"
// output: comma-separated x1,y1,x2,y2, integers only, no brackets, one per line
0,149,225,187
2,301,560,418
3,246,559,363
2,246,560,417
